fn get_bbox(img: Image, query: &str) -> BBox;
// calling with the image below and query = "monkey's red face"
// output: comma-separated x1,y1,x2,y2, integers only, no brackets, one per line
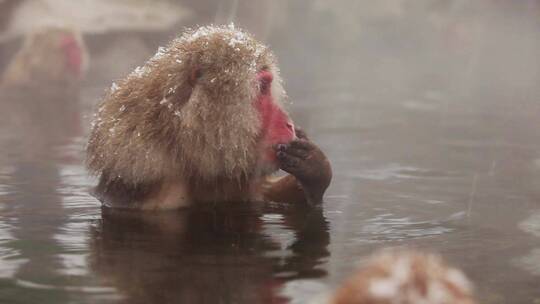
255,70,296,162
60,34,83,77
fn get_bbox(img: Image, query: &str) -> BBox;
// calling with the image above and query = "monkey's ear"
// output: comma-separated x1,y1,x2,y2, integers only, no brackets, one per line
165,82,193,106
188,68,202,86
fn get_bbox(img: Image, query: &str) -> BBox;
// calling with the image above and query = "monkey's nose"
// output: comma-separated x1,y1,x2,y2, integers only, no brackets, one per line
286,122,296,138
286,122,294,132
286,122,293,130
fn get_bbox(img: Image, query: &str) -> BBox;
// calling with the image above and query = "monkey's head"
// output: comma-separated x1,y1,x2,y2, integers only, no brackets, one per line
88,25,295,185
333,249,476,304
1,26,88,89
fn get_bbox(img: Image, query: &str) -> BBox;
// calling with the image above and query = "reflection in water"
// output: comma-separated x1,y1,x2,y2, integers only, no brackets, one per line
54,163,100,277
518,210,540,239
516,210,540,276
0,118,76,300
0,216,26,279
90,204,329,303
516,248,540,277
348,163,458,182
359,213,453,242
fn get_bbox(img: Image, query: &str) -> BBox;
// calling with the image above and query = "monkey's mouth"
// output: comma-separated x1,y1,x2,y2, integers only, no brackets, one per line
258,149,281,173
262,140,289,164
260,120,296,164
264,149,279,163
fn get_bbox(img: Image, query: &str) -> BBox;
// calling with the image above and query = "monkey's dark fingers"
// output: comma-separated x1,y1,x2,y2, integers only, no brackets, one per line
294,127,309,140
276,150,302,172
275,141,311,159
288,139,313,151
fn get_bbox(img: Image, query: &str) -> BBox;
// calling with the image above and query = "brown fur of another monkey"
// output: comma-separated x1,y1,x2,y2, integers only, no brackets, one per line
1,26,87,96
86,25,330,209
333,249,477,304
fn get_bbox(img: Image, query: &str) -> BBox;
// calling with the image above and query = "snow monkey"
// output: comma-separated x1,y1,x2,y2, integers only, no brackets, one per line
1,26,87,94
332,249,477,304
0,26,87,162
86,25,332,210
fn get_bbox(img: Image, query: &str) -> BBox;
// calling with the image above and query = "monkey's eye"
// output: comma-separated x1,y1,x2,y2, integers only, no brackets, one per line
260,79,270,94
257,71,273,95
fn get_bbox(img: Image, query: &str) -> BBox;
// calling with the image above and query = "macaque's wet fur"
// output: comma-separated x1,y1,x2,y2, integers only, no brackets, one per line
87,25,294,207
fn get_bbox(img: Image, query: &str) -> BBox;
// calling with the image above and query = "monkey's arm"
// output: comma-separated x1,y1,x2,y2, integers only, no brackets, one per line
262,174,306,204
263,130,332,205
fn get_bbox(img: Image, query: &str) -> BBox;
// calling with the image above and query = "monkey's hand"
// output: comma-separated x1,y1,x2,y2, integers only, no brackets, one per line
275,129,332,205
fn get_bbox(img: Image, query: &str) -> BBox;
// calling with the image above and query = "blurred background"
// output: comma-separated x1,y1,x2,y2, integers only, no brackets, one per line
0,0,539,303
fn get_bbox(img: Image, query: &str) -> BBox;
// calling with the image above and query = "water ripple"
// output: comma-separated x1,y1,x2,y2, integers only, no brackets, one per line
356,213,453,243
